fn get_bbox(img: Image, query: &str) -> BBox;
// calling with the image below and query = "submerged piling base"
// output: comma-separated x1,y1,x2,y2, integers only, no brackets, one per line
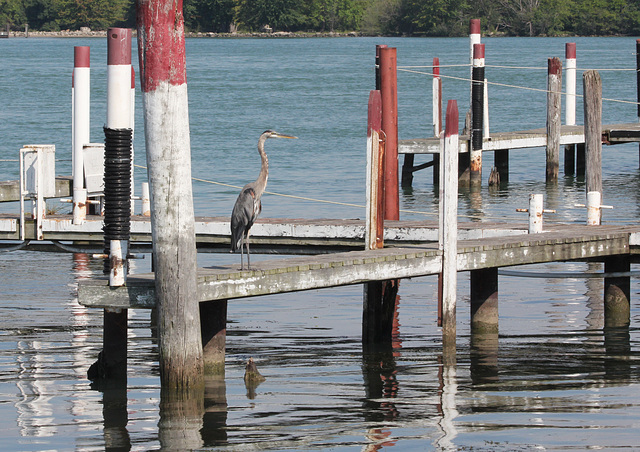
200,300,227,374
604,256,630,328
470,268,499,334
363,280,399,347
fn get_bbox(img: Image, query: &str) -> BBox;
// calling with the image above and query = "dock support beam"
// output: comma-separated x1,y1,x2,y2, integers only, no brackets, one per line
470,268,498,334
137,0,204,389
584,70,602,196
200,300,227,374
604,256,630,328
494,149,508,183
546,57,562,183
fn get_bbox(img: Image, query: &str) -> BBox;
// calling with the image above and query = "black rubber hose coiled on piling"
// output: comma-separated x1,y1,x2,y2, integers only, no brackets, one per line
103,127,132,274
471,66,485,151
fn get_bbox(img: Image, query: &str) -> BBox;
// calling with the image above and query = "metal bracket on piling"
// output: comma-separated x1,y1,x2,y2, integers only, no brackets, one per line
574,191,613,225
516,194,555,233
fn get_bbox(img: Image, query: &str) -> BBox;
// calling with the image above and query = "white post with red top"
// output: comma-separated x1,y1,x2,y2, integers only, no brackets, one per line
72,46,90,224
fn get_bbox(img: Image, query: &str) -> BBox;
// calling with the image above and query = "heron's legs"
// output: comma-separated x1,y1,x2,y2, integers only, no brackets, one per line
245,230,251,269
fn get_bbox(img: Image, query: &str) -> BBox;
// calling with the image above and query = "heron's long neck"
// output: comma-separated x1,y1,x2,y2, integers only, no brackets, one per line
255,139,269,196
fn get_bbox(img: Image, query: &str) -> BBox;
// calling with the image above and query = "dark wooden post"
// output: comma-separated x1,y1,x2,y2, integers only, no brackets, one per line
470,268,498,334
546,57,562,182
137,0,204,389
583,70,602,221
494,149,509,183
604,256,630,328
200,301,227,374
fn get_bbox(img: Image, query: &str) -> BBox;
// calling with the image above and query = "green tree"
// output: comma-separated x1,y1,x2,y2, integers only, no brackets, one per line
234,0,304,31
55,0,131,30
184,0,235,32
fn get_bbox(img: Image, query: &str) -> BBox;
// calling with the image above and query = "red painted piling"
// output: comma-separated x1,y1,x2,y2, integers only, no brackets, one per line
137,0,204,388
378,46,399,221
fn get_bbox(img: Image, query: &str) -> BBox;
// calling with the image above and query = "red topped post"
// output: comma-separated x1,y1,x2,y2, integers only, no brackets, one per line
378,46,399,221
72,46,90,224
137,0,204,388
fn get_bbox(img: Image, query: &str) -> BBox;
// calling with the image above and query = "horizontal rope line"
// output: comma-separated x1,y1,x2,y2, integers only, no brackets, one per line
398,68,640,106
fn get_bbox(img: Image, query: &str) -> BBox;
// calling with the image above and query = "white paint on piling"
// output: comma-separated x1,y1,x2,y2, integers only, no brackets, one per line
529,194,543,233
72,46,90,224
565,43,577,126
587,191,601,225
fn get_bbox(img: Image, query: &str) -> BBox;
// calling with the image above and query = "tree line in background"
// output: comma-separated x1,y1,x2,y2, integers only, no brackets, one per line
1,0,639,36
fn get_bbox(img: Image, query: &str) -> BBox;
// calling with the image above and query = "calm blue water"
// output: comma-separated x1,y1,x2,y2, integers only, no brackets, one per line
1,35,640,450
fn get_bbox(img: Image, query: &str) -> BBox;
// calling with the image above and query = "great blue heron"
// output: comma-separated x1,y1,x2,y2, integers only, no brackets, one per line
231,130,297,270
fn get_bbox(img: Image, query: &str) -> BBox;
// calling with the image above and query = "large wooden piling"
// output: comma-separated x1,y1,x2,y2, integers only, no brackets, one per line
137,0,204,389
583,70,602,219
440,100,459,349
636,40,640,167
546,57,562,182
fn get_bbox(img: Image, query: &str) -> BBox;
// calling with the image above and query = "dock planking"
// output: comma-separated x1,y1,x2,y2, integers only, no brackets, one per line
77,223,640,310
399,122,640,155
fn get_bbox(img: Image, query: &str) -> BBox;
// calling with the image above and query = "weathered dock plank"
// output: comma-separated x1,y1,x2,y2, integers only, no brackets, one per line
0,213,528,250
0,177,72,202
77,224,637,309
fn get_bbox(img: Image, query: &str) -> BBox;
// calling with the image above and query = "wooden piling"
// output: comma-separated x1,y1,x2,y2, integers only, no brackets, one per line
494,149,508,183
583,70,602,213
470,268,498,334
137,0,204,389
546,57,562,182
440,100,459,349
379,47,399,220
470,44,485,185
604,256,630,328
363,89,396,347
200,300,227,374
72,46,90,224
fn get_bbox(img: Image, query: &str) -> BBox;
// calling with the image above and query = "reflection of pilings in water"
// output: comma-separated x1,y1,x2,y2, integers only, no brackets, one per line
470,333,499,386
585,262,604,332
15,341,57,437
158,387,205,450
201,374,228,447
362,293,401,425
603,327,631,382
101,384,131,450
436,353,458,449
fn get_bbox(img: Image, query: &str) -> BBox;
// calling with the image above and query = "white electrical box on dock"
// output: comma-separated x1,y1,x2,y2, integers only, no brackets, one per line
20,145,56,197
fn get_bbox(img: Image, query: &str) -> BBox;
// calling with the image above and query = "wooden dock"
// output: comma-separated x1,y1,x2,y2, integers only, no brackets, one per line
399,123,640,155
77,223,640,309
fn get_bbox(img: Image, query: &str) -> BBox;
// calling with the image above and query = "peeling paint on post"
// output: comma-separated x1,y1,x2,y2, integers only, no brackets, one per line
470,44,485,185
136,0,204,389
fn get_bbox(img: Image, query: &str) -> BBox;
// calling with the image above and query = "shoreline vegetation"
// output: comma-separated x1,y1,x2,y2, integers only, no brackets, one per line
4,29,637,39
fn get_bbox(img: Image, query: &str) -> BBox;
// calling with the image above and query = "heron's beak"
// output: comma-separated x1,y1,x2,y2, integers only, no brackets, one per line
274,133,298,139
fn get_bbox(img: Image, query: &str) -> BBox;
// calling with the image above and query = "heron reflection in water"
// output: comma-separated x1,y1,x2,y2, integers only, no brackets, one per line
230,130,297,270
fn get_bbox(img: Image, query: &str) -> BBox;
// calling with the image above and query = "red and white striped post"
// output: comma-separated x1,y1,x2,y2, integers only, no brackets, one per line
137,0,204,388
470,43,485,184
469,19,481,104
379,46,399,221
432,57,442,137
107,28,132,288
565,43,577,126
440,100,459,348
72,46,90,224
